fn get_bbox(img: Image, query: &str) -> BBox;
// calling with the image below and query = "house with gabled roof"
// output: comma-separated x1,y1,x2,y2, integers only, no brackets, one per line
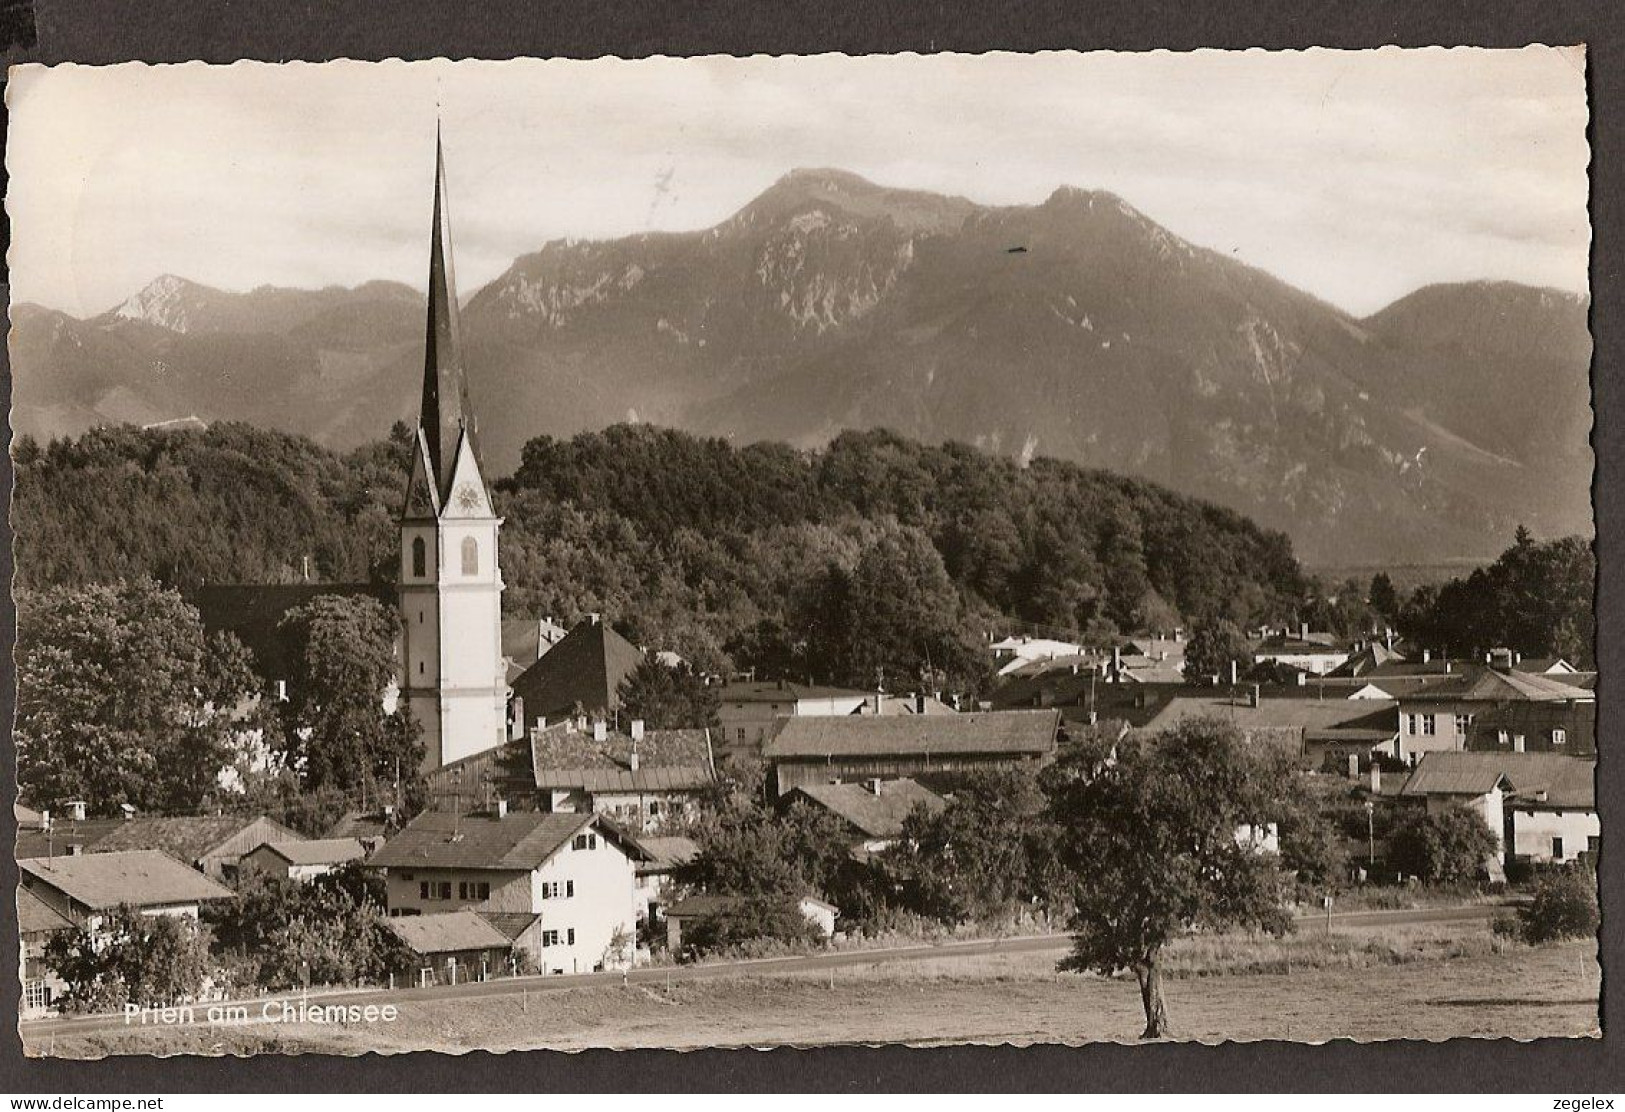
240,837,369,881
1393,666,1595,760
786,778,948,853
715,679,870,756
531,721,716,831
87,814,306,880
763,709,1060,796
383,910,515,986
1399,751,1596,866
509,614,646,730
19,849,233,934
368,806,645,974
18,887,75,1016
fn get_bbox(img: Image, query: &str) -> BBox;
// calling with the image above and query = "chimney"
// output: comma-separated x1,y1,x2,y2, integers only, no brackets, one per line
1385,628,1394,651
868,778,883,796
593,720,607,742
590,612,601,626
1369,763,1381,794
631,718,645,742
1513,734,1526,753
1534,788,1548,802
1112,646,1121,675
495,799,508,819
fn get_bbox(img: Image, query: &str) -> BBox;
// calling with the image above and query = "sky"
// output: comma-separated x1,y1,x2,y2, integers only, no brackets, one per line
6,48,1590,319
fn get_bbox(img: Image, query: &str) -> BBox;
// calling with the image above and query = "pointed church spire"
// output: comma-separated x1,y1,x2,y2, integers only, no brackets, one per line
418,125,477,502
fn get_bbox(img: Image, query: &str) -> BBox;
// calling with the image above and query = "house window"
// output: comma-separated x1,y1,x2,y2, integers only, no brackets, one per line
1405,714,1418,735
540,930,560,947
737,728,746,742
462,536,479,575
648,801,661,817
458,882,468,900
475,882,490,900
1552,728,1567,747
1420,714,1437,737
438,882,452,900
1552,837,1564,860
419,882,430,900
567,929,576,946
23,980,47,1011
1497,730,1510,747
1454,713,1472,735
567,880,574,898
412,537,427,578
572,833,597,851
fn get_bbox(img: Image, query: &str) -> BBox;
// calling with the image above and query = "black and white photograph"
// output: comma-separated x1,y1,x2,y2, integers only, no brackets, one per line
5,47,1597,1055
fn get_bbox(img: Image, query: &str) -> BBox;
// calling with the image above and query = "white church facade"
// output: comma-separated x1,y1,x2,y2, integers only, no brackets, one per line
397,135,509,770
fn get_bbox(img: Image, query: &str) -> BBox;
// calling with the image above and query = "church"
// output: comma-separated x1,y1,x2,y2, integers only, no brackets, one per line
395,134,509,769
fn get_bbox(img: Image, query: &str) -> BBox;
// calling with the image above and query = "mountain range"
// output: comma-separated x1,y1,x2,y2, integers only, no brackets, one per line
7,168,1592,566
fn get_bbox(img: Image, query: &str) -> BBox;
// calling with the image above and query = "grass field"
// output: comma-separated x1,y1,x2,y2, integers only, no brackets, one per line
33,920,1599,1056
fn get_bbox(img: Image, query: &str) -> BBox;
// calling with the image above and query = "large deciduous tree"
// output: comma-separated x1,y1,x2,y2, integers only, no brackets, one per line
16,579,260,814
46,906,214,1012
617,658,720,730
1181,616,1252,685
1045,718,1293,1039
276,594,422,803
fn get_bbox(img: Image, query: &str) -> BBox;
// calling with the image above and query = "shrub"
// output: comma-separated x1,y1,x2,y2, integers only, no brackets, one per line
1387,806,1499,885
1516,867,1598,944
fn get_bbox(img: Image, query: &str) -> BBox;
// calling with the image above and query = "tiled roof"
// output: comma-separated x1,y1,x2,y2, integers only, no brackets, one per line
251,837,368,866
91,815,300,862
764,710,1059,760
384,910,511,955
478,912,542,941
533,725,713,772
1400,668,1596,704
1143,696,1395,735
789,779,947,839
633,835,699,872
14,818,126,860
369,809,633,871
534,766,714,793
17,887,77,936
1400,752,1594,809
510,617,646,723
20,850,233,910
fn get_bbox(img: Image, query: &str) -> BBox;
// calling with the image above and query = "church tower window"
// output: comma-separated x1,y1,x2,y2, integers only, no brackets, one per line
412,537,427,578
462,536,479,575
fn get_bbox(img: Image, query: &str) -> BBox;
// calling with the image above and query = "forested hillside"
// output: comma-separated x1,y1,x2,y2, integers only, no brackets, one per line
14,422,1308,686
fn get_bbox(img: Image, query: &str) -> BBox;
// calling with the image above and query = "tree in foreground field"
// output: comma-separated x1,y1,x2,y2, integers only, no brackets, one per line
1044,718,1293,1038
1512,867,1599,944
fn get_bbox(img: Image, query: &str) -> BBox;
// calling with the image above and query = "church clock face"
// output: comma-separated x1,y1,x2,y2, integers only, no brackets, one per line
453,482,484,513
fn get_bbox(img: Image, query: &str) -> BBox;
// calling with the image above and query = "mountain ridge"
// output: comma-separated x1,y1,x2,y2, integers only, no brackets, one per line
8,168,1592,566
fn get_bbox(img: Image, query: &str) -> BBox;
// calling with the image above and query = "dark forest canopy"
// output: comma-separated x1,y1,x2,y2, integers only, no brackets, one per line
15,422,1310,683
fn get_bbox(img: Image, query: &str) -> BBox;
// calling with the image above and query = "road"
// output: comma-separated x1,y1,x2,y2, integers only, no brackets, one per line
19,902,1504,1040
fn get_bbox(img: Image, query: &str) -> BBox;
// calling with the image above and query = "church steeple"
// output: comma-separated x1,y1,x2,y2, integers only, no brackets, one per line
416,125,478,506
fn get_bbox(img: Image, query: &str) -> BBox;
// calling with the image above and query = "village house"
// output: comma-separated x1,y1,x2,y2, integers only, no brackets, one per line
530,719,716,832
1399,751,1598,867
988,634,1086,676
1250,625,1350,676
383,910,516,987
508,614,646,731
18,849,234,935
240,837,369,881
87,814,307,880
368,806,645,975
18,887,75,1016
762,709,1060,797
785,778,948,855
1138,688,1400,770
631,834,699,924
1391,666,1594,761
714,679,870,755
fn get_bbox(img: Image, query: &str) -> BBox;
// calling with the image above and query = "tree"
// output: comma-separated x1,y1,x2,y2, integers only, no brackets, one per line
1368,573,1400,621
1388,807,1500,885
46,906,214,1012
1181,616,1251,685
16,579,260,814
1044,718,1293,1038
1512,867,1598,943
276,594,422,803
617,658,719,729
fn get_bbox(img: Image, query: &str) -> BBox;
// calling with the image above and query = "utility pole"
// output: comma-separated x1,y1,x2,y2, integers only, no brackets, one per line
1365,800,1376,868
